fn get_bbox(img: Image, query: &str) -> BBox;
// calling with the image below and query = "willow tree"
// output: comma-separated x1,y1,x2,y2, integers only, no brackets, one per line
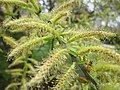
0,0,120,90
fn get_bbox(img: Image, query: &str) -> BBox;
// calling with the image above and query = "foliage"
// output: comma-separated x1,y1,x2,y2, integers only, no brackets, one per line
0,0,120,90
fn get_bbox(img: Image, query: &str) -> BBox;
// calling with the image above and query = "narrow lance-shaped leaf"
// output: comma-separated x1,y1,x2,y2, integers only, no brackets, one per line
20,77,27,90
0,48,3,52
5,83,21,90
2,35,18,47
26,63,35,72
8,57,24,68
27,58,38,65
6,69,23,73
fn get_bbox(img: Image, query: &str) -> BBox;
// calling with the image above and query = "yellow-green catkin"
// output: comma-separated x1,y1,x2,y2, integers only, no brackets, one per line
5,18,57,34
50,11,69,25
78,46,120,63
94,63,120,72
0,0,31,8
4,17,40,27
27,49,68,87
51,0,78,16
8,35,53,58
29,0,40,13
53,62,76,90
68,31,116,43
